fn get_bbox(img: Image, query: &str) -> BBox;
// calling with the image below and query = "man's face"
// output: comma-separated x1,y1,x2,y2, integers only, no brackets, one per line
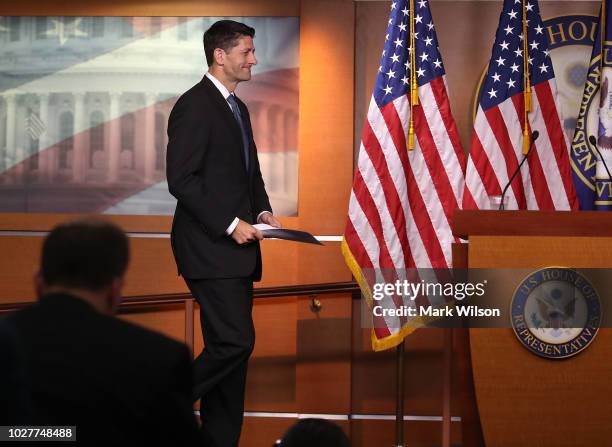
220,36,257,84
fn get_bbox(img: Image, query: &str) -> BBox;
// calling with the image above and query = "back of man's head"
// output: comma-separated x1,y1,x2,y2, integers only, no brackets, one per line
203,19,255,66
279,418,350,447
40,219,129,293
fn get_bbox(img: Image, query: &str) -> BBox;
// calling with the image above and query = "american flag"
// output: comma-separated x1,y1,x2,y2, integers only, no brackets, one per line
342,0,466,351
463,0,578,210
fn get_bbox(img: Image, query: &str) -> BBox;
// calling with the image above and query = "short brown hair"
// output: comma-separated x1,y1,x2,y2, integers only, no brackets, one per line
203,20,255,67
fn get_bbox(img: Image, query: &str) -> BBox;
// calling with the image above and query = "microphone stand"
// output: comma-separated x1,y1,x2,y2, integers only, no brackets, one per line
498,131,539,210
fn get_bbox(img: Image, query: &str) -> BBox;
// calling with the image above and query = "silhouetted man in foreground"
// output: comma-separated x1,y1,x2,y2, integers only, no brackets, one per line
0,321,31,424
5,219,201,445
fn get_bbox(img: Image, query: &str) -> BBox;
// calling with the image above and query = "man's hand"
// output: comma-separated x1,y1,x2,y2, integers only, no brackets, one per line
231,220,263,245
258,212,282,228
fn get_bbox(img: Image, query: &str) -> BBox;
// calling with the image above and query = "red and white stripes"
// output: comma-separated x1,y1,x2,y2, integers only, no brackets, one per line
463,80,578,211
343,76,466,351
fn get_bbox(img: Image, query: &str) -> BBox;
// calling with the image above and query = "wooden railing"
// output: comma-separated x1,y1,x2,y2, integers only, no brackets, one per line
0,281,360,354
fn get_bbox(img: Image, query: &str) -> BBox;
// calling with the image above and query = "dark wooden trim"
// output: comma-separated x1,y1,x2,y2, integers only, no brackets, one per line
0,282,360,313
457,329,485,447
453,209,612,239
0,213,301,235
253,282,360,298
0,213,173,233
452,243,468,269
442,328,452,447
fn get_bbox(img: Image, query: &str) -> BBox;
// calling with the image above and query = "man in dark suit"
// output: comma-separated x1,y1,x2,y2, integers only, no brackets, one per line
166,20,281,447
5,219,201,446
0,321,31,425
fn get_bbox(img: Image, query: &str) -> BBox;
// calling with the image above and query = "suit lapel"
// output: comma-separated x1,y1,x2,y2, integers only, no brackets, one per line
200,77,249,171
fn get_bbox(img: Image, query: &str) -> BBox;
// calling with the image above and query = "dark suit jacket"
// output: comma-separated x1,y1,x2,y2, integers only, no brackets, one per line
5,294,201,446
166,76,272,280
0,320,31,424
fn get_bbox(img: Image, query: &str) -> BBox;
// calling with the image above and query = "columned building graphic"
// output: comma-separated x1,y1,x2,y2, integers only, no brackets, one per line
0,16,299,215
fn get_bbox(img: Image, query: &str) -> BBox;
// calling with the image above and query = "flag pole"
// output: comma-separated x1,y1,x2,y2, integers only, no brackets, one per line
395,339,406,447
522,0,531,154
408,0,417,150
600,0,606,89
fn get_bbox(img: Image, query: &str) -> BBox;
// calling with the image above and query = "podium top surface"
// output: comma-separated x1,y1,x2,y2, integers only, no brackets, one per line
453,210,612,239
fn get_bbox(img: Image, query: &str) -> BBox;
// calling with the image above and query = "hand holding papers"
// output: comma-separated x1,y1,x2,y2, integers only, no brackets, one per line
253,224,323,245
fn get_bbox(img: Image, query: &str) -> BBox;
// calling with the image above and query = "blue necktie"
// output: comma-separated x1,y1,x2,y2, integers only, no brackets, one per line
226,94,250,171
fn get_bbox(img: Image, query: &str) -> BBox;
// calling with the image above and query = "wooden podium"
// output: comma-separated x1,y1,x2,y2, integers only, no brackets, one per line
453,210,612,447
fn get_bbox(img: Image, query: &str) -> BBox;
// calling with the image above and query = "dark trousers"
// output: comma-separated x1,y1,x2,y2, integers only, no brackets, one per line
185,277,255,447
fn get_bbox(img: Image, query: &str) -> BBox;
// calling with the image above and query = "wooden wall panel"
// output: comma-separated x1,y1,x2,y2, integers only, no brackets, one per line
260,240,350,287
0,213,301,236
247,297,298,412
296,292,352,414
241,418,349,447
352,298,471,445
0,214,171,233
125,237,187,296
241,416,296,447
352,325,454,416
119,304,186,343
0,236,40,303
469,235,612,268
0,235,349,303
297,0,354,235
350,419,462,447
453,327,485,447
0,235,190,302
193,297,299,413
289,0,355,422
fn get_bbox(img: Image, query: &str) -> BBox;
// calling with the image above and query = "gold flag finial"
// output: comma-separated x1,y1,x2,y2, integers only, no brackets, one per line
600,0,606,85
408,0,417,150
522,0,531,112
522,0,531,153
